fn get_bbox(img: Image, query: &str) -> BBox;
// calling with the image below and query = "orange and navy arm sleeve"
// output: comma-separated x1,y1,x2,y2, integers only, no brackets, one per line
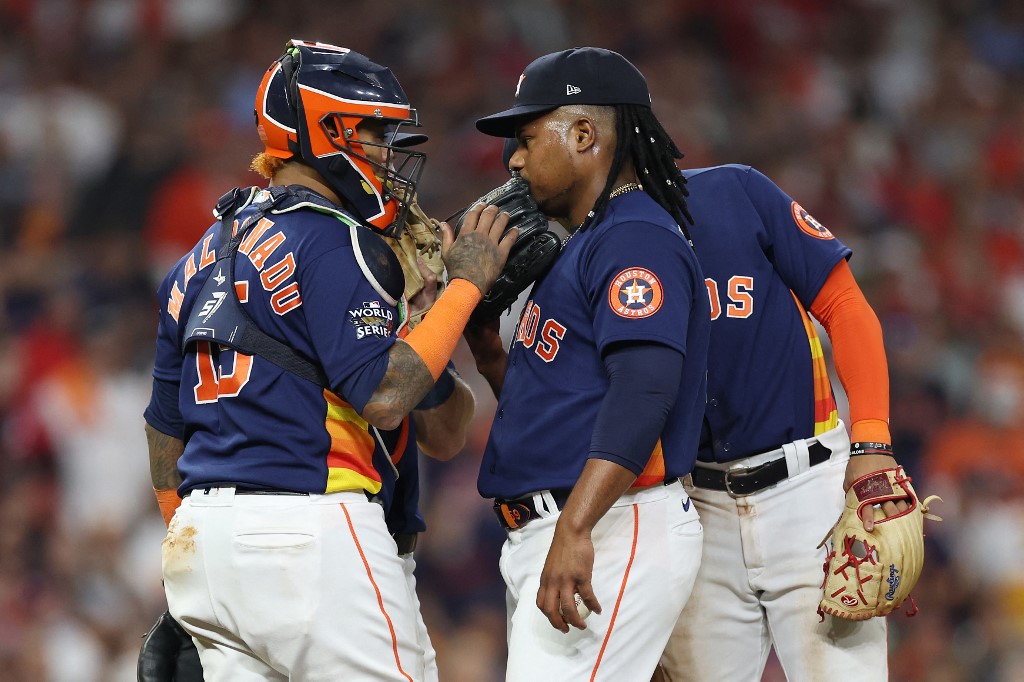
808,260,891,445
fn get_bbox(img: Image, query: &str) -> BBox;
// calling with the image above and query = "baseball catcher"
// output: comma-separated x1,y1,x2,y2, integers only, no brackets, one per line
448,175,560,323
818,465,941,620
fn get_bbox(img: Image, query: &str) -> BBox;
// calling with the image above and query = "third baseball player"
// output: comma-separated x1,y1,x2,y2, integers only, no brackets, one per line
658,164,906,680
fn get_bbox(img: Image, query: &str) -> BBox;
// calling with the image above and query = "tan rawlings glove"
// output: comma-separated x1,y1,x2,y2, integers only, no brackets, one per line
818,466,941,620
384,186,446,328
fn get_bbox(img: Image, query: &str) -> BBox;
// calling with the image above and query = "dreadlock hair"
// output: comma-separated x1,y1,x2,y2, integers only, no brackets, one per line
583,104,693,242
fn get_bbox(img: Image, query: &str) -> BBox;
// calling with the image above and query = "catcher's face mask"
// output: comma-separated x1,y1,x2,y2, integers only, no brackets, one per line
254,39,425,236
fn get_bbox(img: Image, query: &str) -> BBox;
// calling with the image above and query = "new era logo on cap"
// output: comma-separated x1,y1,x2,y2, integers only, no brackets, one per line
477,47,652,137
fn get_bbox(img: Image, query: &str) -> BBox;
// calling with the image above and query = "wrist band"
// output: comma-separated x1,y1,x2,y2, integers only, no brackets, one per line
154,487,182,527
404,278,482,380
849,441,894,457
415,368,456,410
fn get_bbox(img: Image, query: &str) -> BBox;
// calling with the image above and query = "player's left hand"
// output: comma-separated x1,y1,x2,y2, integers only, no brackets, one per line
407,257,440,320
843,453,909,531
536,523,602,632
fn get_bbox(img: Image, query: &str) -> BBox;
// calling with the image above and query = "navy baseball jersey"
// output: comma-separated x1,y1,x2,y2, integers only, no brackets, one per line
385,433,427,535
683,165,851,463
144,186,413,507
478,191,710,500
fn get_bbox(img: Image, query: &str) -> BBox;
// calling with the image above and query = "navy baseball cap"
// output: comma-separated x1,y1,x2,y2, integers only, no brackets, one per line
476,47,652,138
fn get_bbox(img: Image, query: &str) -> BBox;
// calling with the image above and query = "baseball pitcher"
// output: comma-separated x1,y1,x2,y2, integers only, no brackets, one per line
467,48,709,681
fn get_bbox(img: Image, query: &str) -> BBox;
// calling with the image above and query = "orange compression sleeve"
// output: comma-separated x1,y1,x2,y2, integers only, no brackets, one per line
808,260,891,445
154,487,182,527
403,278,482,380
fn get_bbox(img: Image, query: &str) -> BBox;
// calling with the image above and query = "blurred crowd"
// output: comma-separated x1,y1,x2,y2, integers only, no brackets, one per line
1,0,1023,680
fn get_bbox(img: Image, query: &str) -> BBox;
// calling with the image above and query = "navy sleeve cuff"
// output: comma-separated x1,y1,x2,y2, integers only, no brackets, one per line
587,450,645,477
415,367,456,410
144,377,184,439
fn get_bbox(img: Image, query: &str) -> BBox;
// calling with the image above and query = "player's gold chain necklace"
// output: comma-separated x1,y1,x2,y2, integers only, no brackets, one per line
563,183,644,247
609,182,643,199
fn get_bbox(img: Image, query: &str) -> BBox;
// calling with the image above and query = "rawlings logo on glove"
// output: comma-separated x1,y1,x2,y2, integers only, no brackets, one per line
448,175,560,323
818,466,941,621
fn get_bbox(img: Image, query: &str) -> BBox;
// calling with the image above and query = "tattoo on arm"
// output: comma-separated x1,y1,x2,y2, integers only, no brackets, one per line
361,341,436,429
445,232,505,293
146,423,184,489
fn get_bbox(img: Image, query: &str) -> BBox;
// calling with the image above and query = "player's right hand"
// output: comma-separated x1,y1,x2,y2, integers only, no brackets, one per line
536,525,602,633
440,203,517,294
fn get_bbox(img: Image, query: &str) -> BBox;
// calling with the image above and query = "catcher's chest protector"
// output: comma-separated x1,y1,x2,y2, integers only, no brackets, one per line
182,185,405,387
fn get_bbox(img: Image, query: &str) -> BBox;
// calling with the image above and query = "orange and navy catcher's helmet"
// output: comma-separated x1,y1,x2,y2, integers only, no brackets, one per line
254,39,425,236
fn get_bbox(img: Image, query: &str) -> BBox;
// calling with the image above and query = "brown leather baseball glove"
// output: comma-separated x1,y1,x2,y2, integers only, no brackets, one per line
381,184,447,328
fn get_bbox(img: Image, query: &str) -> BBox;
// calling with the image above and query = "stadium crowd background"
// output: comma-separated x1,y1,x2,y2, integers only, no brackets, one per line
1,0,1023,679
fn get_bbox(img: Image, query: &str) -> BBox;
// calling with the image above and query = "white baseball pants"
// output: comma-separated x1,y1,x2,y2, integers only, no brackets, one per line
162,486,430,681
501,479,702,681
401,552,438,682
660,424,888,681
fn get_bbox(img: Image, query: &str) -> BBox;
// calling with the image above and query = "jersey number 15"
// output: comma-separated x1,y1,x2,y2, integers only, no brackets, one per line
194,341,254,404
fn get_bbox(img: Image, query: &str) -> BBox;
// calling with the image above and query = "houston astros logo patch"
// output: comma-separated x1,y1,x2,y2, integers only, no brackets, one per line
608,268,664,318
791,202,834,240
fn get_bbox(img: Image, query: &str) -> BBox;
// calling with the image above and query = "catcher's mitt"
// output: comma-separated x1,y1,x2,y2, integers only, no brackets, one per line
818,466,941,621
448,175,560,323
382,182,447,328
137,610,203,682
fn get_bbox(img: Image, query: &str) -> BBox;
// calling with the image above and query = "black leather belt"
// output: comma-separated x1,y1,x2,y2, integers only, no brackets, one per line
690,441,832,496
493,478,681,531
493,488,572,531
214,486,386,502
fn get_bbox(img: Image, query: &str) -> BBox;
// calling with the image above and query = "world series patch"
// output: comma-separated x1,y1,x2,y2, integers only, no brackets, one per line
607,267,664,318
348,300,395,339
